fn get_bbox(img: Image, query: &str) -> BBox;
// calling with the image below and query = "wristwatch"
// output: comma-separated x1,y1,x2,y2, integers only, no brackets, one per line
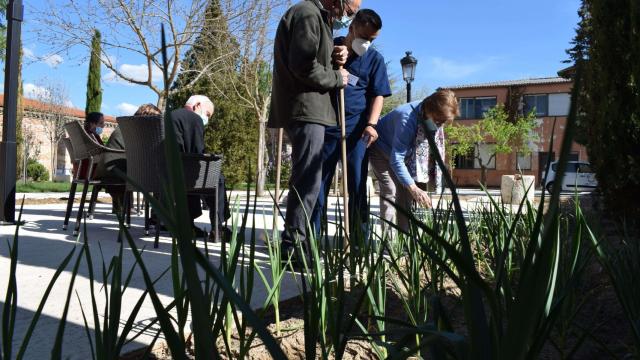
366,122,377,128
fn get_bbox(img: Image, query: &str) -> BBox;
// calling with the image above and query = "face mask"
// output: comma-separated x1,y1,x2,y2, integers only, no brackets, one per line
333,15,352,30
95,127,104,136
352,38,371,56
199,110,209,125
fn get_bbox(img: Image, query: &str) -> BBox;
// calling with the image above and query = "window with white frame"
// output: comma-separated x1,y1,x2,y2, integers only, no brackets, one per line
523,94,549,117
457,97,497,119
548,93,571,116
516,152,532,170
475,144,496,169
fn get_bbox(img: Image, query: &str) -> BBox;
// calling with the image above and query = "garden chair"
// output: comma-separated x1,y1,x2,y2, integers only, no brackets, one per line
117,115,224,247
62,121,127,235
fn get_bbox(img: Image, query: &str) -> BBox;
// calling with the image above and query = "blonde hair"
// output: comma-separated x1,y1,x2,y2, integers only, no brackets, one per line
422,89,459,120
134,103,162,116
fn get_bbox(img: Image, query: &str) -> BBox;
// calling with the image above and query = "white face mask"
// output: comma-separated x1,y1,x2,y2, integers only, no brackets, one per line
351,38,371,56
198,109,209,125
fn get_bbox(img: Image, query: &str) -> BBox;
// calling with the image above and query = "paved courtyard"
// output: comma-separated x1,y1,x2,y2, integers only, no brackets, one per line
0,187,579,358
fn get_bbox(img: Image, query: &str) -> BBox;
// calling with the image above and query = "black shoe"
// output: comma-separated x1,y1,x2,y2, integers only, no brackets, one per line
281,245,304,270
192,226,207,239
208,227,232,243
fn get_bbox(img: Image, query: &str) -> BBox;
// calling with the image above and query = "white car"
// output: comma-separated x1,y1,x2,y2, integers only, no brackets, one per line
543,161,598,194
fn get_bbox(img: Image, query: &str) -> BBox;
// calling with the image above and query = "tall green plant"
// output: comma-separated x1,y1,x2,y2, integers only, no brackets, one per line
85,29,102,115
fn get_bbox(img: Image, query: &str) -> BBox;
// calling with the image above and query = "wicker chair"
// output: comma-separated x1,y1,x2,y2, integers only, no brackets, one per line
62,121,126,235
117,115,224,247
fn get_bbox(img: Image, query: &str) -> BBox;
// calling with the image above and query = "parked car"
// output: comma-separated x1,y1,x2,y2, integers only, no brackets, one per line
542,161,598,194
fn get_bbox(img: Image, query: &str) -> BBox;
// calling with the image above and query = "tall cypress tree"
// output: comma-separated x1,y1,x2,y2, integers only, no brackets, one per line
572,0,640,220
85,29,102,115
169,0,257,185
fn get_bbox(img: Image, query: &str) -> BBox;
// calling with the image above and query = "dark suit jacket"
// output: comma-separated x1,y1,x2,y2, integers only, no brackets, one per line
171,108,205,154
171,108,205,220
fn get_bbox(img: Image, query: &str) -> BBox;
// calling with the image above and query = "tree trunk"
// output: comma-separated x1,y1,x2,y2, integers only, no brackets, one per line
157,95,166,112
256,115,267,196
481,165,487,187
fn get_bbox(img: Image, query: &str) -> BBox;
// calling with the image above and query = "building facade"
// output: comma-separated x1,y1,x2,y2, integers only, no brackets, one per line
0,95,116,181
443,77,587,188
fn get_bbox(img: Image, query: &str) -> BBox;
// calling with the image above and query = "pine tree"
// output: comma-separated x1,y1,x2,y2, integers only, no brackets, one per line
169,0,257,185
576,0,640,220
85,29,102,115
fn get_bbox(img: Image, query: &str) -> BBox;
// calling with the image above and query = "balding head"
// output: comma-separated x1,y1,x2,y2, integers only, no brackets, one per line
185,95,214,124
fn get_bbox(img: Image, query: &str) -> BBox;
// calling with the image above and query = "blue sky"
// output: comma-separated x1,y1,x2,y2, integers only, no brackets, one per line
8,0,581,116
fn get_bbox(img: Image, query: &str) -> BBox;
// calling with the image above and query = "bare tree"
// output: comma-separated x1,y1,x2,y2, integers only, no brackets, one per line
211,0,287,195
32,79,72,177
33,0,209,108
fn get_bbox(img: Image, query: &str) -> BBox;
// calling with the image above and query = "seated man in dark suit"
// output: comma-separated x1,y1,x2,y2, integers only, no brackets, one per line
171,95,230,241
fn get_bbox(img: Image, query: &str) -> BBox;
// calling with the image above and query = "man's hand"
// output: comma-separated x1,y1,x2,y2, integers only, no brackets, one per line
332,45,348,66
339,68,350,87
362,125,378,148
408,183,432,208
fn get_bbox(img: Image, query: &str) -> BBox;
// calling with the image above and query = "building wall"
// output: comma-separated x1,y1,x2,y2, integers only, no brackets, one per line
448,81,588,188
0,107,116,181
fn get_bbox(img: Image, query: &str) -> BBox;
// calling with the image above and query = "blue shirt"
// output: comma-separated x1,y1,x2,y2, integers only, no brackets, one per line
328,38,392,136
374,101,424,186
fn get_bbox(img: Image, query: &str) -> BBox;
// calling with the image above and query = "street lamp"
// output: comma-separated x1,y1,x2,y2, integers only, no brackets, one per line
400,51,418,103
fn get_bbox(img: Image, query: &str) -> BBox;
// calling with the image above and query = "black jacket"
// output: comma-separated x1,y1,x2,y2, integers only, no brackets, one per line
171,108,205,154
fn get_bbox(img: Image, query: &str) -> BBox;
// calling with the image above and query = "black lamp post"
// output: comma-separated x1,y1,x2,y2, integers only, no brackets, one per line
0,0,24,224
400,51,417,103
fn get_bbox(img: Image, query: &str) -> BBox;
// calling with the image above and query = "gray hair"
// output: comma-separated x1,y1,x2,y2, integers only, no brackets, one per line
185,95,214,111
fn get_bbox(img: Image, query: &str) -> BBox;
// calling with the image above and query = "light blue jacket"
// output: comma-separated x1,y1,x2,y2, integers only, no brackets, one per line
374,101,423,187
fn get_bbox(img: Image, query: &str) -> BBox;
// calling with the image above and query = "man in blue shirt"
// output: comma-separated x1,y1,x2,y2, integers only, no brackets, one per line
312,9,392,238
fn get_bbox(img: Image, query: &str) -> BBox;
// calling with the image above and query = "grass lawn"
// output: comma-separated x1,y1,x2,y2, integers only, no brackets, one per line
16,181,91,193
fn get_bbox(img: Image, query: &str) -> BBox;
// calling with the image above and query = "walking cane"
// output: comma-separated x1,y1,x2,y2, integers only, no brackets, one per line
273,128,284,232
339,70,350,250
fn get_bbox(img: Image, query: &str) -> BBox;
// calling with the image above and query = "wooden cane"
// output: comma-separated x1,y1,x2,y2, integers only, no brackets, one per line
339,69,350,249
273,128,284,231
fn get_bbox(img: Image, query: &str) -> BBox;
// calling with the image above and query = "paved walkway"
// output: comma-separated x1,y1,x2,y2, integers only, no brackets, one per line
1,188,574,358
0,193,385,358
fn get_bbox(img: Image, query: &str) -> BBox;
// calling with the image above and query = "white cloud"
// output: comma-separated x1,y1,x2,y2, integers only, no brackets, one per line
116,102,139,115
23,47,35,60
42,54,63,68
24,83,50,99
64,100,74,108
428,56,500,80
104,63,163,84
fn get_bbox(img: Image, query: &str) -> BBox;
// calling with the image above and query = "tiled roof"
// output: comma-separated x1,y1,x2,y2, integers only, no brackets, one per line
442,77,572,90
0,94,116,123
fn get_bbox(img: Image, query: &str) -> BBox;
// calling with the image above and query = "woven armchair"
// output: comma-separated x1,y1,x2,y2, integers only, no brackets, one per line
117,115,224,247
62,121,126,235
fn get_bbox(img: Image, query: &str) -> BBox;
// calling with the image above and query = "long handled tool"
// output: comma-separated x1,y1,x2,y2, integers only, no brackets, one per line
273,128,284,231
338,73,350,249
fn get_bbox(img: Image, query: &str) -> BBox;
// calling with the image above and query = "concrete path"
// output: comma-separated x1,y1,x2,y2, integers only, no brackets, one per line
0,193,385,359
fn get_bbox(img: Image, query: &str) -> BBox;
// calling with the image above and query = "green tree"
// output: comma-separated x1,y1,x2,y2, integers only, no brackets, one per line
571,0,640,220
446,105,539,185
0,0,7,60
169,0,257,185
85,29,102,115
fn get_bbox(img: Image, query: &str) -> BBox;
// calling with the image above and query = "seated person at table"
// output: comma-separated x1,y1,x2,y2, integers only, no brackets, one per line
96,104,162,210
369,89,457,233
74,112,106,180
171,95,230,241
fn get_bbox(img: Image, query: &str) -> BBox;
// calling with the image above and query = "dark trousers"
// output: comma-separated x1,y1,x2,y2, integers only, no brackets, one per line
311,124,369,237
283,122,325,245
187,174,230,229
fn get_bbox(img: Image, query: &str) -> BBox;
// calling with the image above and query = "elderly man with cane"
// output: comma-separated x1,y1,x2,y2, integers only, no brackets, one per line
269,0,361,262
